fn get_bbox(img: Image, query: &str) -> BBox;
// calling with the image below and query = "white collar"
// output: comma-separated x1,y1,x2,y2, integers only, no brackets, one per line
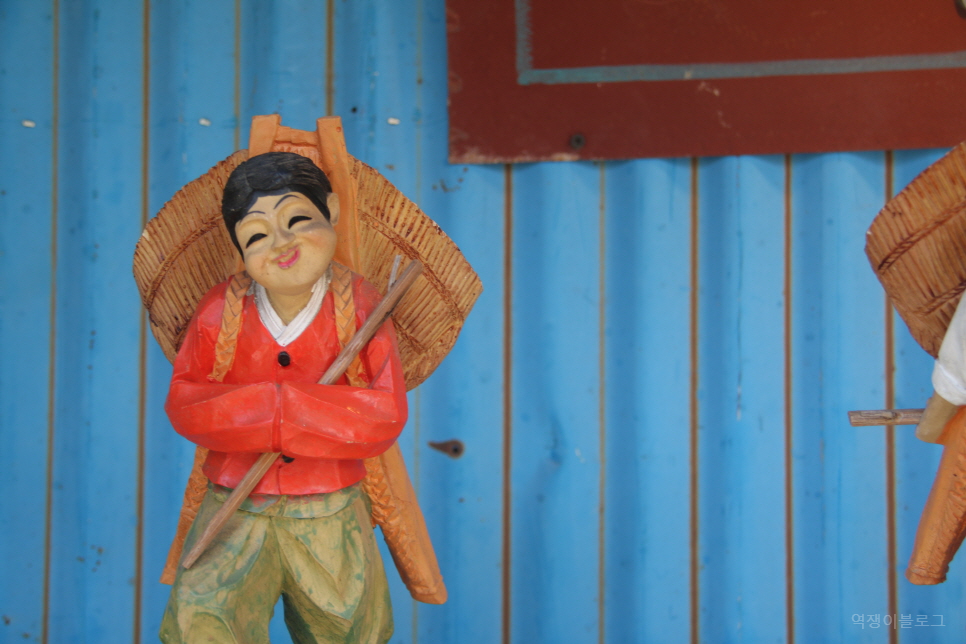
253,268,331,347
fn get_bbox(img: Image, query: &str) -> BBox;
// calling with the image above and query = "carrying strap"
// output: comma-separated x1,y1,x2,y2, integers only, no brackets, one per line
330,262,367,387
209,271,252,382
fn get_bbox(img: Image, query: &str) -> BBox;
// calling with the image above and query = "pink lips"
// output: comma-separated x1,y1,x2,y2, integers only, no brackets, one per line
276,247,300,269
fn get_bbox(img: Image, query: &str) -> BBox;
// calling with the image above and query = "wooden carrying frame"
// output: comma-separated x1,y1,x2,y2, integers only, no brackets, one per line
866,141,966,584
135,115,483,603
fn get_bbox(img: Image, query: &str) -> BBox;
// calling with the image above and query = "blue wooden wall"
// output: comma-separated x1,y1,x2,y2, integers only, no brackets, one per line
1,1,963,643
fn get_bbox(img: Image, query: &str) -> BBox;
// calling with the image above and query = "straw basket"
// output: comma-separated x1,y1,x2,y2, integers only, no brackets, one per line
133,149,482,389
866,142,966,358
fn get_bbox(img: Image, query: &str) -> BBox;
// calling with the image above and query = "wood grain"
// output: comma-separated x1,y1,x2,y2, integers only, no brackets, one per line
848,409,924,426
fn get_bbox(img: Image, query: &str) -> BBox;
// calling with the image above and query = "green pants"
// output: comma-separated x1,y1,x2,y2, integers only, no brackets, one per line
160,484,392,644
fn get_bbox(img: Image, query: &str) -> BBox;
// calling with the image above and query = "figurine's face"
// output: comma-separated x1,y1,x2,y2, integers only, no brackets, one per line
235,191,340,297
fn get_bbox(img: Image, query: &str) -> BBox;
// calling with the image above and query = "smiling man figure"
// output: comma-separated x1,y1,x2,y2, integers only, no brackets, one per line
159,152,406,644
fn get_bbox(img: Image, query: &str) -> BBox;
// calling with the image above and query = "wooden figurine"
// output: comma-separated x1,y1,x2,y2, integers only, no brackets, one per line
863,141,966,584
133,116,482,642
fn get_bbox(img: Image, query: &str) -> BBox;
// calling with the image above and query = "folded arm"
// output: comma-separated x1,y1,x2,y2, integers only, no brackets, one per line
165,289,407,457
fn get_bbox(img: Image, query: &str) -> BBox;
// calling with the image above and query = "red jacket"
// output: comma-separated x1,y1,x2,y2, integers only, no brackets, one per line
165,273,408,495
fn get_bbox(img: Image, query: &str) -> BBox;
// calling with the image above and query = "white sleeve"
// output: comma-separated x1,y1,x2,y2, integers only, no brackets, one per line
933,294,966,405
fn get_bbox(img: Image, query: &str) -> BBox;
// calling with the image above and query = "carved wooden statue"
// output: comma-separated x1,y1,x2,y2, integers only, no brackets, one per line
134,115,482,642
864,141,966,584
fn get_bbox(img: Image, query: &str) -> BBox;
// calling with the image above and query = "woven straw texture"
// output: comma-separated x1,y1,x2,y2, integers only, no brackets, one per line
866,142,966,358
133,150,482,389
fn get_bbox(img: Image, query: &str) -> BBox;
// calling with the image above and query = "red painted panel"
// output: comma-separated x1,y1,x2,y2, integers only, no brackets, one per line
447,0,966,162
532,2,965,66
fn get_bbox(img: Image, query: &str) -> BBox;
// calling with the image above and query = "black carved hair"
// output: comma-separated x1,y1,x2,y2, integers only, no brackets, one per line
221,151,332,253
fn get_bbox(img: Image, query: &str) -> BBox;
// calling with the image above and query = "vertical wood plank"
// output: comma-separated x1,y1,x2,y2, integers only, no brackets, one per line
690,156,701,644
883,152,898,644
141,0,239,640
892,148,966,640
239,0,328,139
503,164,514,644
511,161,602,643
334,0,419,187
697,155,787,641
0,2,55,642
603,158,692,642
334,0,419,179
407,169,505,644
136,5,149,639
783,154,796,644
49,1,146,641
409,0,506,642
791,152,889,643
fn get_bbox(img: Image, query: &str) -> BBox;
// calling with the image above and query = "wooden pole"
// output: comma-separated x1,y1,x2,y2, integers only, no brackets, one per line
848,408,923,426
181,259,424,570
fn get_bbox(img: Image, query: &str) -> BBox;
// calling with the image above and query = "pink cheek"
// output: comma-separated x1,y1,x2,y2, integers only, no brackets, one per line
244,255,269,275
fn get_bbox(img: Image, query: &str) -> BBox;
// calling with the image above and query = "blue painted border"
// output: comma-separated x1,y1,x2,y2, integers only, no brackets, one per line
515,0,966,85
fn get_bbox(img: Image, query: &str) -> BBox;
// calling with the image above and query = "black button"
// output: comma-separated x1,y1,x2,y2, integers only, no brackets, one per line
278,351,291,367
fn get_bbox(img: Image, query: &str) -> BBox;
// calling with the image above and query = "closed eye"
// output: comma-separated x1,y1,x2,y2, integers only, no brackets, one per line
245,232,267,248
288,215,312,228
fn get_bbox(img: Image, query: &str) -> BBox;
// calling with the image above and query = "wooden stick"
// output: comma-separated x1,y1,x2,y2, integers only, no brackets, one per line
182,259,424,569
388,255,402,288
848,408,924,426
